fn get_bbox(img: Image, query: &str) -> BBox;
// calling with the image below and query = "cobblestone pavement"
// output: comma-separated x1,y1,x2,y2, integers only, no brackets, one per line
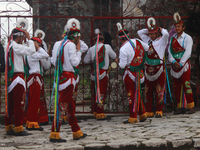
1,112,200,150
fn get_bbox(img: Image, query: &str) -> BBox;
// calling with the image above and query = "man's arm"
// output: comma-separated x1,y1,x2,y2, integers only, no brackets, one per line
119,49,127,69
137,28,150,43
69,43,82,67
107,45,116,59
80,40,88,53
179,35,193,66
30,47,49,61
83,48,92,64
13,40,36,56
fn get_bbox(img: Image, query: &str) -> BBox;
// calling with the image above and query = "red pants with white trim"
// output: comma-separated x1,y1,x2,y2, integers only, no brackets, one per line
51,84,80,132
38,80,49,123
27,74,41,123
145,72,165,112
91,76,108,114
172,67,194,109
124,75,145,118
5,74,25,128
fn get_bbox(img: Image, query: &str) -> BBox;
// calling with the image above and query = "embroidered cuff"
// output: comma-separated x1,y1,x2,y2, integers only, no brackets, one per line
179,62,183,67
172,60,176,64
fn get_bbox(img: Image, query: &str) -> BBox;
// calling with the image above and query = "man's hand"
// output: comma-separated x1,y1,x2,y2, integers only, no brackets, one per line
115,58,119,63
76,40,81,51
174,61,181,69
23,30,30,40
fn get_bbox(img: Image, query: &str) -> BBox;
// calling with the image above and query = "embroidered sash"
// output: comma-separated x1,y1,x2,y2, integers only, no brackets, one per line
129,40,145,73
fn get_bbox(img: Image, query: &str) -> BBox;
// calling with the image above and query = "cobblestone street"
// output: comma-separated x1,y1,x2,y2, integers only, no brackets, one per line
1,112,200,150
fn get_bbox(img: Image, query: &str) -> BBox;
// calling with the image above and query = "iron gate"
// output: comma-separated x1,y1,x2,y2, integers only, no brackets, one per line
0,15,199,115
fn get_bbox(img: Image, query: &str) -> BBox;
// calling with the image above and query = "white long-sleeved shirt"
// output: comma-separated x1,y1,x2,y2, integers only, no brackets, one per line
51,40,82,72
119,39,149,69
9,40,36,73
80,40,88,53
168,32,193,66
137,28,169,62
27,47,49,75
83,43,116,70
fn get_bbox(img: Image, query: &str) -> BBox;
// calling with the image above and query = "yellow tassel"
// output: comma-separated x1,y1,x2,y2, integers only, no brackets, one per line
128,117,138,123
93,112,97,118
73,130,83,139
96,113,107,119
187,102,194,109
139,113,147,121
49,132,61,139
146,112,154,118
26,121,29,127
28,122,40,128
15,125,24,133
5,124,13,132
155,111,163,117
177,103,181,109
63,116,67,122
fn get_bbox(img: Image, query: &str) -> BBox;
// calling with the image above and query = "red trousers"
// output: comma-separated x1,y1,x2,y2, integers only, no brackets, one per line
91,76,108,114
124,75,145,118
27,74,41,123
5,75,25,127
145,72,165,112
51,84,80,132
38,80,49,123
172,67,194,109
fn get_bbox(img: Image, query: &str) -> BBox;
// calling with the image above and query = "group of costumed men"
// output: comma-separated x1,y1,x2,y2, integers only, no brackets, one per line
4,12,195,143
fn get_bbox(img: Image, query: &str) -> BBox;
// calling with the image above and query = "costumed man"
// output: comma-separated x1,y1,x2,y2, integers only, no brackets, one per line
83,29,117,120
35,29,51,125
50,18,87,142
137,17,169,118
25,37,49,131
116,22,149,124
168,12,195,114
58,23,89,124
4,19,36,136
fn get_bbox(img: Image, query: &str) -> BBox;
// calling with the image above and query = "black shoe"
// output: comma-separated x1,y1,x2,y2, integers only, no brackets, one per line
97,116,111,121
140,118,147,122
155,114,162,118
39,122,49,126
174,108,186,115
73,133,87,140
15,131,32,136
187,108,195,114
26,127,43,131
6,130,15,135
123,120,130,124
49,138,66,143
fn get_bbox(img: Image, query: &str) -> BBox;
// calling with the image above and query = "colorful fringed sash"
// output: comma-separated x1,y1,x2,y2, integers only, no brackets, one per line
49,36,69,132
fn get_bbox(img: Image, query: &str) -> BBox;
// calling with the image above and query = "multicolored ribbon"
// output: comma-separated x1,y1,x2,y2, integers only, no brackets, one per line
94,34,101,104
179,84,186,108
133,72,141,112
5,37,12,117
164,56,173,103
49,36,68,131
